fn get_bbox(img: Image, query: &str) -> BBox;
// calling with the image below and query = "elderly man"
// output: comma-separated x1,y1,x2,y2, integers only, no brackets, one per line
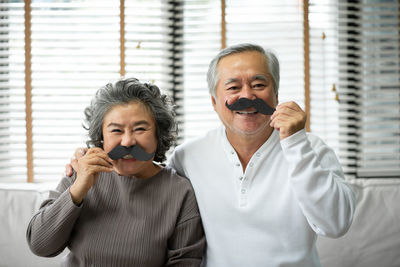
67,43,355,267
168,43,355,266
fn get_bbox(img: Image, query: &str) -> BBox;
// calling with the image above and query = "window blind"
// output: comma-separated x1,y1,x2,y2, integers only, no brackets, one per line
124,0,181,140
0,1,27,181
124,0,181,145
337,0,400,178
309,0,341,154
2,1,398,182
181,0,305,143
124,0,174,92
181,0,222,141
30,0,120,182
225,0,305,109
0,0,177,182
309,0,400,179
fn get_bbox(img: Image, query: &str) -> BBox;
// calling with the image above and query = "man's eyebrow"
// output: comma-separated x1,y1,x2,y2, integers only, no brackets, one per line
252,74,269,81
224,78,239,85
224,75,269,85
106,121,151,128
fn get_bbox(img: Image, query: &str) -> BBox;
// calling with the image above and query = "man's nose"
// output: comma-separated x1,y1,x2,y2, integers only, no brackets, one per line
240,84,256,99
120,133,136,147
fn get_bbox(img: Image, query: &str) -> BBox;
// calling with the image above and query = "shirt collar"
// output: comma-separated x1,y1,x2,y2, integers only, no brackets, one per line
219,125,280,161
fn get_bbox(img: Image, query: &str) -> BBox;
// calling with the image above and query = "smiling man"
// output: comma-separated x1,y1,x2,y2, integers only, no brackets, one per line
168,43,356,266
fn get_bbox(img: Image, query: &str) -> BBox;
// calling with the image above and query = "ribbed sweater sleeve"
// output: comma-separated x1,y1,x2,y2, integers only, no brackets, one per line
26,173,81,257
167,188,205,266
26,168,205,266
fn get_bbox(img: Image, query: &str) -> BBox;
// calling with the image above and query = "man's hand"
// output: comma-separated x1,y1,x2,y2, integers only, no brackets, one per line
270,101,307,140
69,147,113,205
65,148,87,177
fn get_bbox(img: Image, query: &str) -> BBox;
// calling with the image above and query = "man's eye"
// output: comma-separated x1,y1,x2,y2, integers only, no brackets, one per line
111,129,121,133
253,83,266,89
228,86,238,90
134,127,146,132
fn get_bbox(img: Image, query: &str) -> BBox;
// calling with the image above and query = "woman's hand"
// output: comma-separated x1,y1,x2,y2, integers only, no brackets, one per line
69,147,113,205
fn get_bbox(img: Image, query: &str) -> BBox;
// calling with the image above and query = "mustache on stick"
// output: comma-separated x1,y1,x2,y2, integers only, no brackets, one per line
225,98,275,115
107,145,155,161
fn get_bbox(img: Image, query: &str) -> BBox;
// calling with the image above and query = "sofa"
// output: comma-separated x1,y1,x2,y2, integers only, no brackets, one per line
0,182,67,267
1,178,399,267
317,178,400,267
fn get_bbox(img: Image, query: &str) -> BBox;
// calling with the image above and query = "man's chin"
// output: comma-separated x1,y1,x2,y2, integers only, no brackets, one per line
226,123,272,137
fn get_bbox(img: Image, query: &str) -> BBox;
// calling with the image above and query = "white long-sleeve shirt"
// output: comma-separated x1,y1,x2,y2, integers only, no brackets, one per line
168,126,355,267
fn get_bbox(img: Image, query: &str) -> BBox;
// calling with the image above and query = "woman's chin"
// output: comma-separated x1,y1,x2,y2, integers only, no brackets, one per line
112,166,134,177
120,158,137,163
112,159,138,175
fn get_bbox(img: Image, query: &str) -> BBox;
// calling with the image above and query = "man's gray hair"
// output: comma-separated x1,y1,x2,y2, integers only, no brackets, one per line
206,43,280,97
83,77,176,163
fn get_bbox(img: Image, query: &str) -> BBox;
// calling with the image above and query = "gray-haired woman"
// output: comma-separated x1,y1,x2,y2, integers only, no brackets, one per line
26,78,205,267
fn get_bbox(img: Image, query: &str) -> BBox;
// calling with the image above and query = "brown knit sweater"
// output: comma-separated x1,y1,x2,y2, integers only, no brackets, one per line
26,167,205,267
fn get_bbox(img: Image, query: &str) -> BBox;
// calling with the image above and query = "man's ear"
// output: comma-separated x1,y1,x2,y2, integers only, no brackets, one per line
211,95,217,111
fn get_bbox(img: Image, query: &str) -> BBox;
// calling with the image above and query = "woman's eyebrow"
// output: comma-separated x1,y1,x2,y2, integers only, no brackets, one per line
106,122,123,128
132,120,151,127
106,121,150,128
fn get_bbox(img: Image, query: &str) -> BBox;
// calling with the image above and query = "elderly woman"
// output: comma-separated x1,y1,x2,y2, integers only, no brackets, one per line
26,78,205,266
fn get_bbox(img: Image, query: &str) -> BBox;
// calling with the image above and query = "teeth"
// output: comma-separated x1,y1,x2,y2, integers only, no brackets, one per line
237,111,257,114
122,154,133,159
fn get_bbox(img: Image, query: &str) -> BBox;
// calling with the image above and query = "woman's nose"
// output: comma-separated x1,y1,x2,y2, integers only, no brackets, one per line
120,133,136,147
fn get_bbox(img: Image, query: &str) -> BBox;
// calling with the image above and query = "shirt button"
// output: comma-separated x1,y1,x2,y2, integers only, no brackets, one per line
241,189,246,194
249,162,254,167
239,176,243,181
231,151,235,154
256,152,261,157
236,163,240,167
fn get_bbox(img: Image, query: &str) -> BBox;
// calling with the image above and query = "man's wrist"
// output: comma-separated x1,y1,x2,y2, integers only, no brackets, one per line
280,129,307,148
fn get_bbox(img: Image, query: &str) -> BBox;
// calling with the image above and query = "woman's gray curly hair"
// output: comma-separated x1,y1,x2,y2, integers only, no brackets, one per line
83,77,177,163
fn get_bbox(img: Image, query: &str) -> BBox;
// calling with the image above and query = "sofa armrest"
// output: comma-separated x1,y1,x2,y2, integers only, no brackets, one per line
0,183,68,267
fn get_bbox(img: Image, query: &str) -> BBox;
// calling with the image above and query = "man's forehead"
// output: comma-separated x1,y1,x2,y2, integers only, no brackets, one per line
217,52,270,72
219,50,268,64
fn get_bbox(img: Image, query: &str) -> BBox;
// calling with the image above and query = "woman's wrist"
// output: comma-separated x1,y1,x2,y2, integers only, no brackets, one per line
69,183,85,206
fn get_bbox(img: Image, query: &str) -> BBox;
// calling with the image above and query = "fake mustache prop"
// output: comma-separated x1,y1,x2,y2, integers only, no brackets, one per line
107,145,155,161
225,98,275,115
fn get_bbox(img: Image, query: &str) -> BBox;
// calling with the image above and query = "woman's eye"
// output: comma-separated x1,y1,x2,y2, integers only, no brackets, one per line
134,127,146,132
228,86,238,90
111,129,121,133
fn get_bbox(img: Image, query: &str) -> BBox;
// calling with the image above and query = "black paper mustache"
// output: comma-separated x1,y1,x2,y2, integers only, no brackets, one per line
225,98,276,115
107,145,155,161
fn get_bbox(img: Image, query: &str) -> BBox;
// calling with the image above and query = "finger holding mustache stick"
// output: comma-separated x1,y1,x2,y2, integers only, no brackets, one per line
270,101,307,140
70,147,113,205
